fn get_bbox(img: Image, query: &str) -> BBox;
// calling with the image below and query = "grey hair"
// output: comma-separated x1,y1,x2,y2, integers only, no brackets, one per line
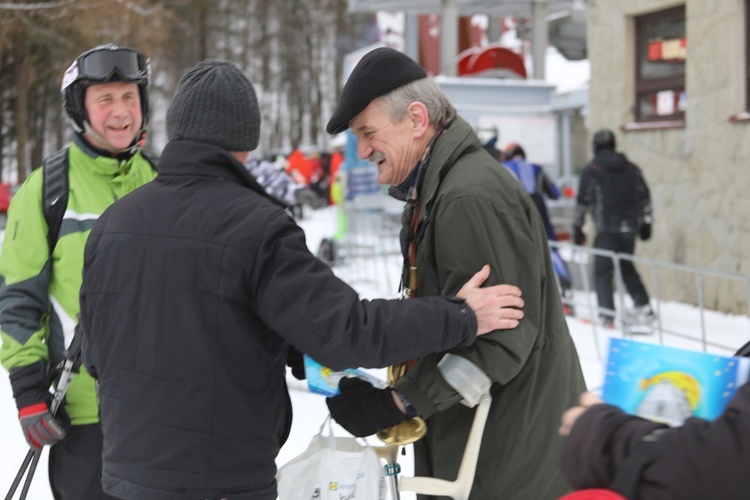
379,77,456,129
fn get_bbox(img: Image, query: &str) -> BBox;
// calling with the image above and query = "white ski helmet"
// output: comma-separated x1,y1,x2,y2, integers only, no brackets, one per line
61,44,151,145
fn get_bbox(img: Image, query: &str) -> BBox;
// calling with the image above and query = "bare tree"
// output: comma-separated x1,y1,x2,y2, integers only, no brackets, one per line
0,0,171,181
0,0,377,179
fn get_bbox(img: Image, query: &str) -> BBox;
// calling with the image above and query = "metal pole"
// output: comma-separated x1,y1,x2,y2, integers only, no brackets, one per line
441,0,458,76
531,0,549,79
651,264,664,342
404,14,420,62
613,255,626,333
385,461,402,500
696,272,707,351
577,245,601,361
487,15,501,43
560,111,572,180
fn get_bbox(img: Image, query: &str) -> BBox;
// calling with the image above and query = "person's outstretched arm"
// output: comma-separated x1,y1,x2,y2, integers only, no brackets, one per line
560,385,750,498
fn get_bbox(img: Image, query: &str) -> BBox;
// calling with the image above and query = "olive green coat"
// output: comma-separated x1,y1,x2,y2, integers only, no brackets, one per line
394,116,586,499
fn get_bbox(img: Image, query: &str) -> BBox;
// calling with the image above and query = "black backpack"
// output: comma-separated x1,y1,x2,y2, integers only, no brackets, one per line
41,147,158,251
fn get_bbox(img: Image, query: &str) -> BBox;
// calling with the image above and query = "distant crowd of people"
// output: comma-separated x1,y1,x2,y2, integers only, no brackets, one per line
244,135,346,219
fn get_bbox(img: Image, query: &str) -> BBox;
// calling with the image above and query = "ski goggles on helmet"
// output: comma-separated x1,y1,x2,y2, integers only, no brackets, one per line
78,47,149,82
62,46,149,91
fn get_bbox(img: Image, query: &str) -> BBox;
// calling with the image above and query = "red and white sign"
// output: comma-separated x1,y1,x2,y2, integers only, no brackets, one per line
648,37,687,62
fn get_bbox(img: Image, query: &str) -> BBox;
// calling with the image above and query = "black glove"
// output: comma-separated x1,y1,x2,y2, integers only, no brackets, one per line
287,345,306,380
573,226,586,245
326,377,407,437
19,402,66,449
639,223,652,241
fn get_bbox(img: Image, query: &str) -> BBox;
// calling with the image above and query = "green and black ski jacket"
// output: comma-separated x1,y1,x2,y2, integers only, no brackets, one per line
0,138,157,425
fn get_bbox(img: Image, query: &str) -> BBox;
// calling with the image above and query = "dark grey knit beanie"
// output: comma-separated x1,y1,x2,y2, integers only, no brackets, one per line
167,60,260,151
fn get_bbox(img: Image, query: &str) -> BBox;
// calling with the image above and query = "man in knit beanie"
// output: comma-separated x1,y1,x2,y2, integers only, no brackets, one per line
79,58,525,499
166,59,260,153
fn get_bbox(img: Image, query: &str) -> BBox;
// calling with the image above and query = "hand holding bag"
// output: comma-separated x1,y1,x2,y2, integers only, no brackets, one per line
276,415,384,500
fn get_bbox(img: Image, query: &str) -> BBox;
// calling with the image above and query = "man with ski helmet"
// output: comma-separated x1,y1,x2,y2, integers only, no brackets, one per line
62,43,151,155
0,44,157,499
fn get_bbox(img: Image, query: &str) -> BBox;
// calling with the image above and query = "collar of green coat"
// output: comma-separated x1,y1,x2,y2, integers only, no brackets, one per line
71,136,138,177
418,115,481,209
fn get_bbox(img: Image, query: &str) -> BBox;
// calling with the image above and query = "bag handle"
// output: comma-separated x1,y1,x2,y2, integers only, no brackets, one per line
318,414,370,449
314,414,336,449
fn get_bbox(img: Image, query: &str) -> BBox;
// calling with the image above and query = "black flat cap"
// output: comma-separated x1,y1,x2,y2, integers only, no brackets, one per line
326,47,427,135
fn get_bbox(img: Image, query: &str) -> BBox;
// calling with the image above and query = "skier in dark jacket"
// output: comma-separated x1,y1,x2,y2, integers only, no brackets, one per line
573,129,654,327
559,341,750,499
79,60,524,500
324,47,586,500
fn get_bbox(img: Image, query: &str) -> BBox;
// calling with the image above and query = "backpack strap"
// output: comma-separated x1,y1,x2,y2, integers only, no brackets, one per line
42,148,159,253
42,148,70,253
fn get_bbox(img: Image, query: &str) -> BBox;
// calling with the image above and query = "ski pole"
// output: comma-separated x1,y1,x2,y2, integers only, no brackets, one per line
18,451,40,500
4,450,34,500
4,329,82,500
4,361,73,500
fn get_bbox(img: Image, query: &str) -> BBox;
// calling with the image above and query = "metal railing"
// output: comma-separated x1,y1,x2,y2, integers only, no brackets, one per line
320,197,750,361
550,240,750,359
321,196,404,299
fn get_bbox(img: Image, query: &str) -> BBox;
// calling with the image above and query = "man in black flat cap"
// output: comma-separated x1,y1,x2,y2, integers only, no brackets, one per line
79,59,527,499
325,47,587,499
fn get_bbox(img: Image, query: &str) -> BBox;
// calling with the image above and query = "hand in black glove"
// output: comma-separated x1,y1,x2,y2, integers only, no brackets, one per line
573,226,586,246
287,345,306,380
326,377,407,437
19,402,66,449
639,223,652,241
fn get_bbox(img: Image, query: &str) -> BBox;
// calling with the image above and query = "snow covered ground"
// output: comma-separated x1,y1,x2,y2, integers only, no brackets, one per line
1,204,748,499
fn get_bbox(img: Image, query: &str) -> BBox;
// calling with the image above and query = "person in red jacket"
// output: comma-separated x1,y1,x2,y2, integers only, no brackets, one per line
285,147,313,185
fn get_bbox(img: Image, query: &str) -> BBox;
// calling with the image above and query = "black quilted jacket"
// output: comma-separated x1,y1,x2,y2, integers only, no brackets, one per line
80,140,478,500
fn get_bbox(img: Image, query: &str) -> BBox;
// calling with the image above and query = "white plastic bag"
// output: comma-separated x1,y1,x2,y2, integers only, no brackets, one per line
277,415,385,500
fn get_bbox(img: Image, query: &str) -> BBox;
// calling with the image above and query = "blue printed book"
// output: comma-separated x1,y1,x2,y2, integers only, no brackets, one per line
602,338,750,426
303,355,386,397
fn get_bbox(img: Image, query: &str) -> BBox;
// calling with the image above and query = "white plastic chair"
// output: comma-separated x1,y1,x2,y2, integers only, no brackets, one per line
375,354,493,500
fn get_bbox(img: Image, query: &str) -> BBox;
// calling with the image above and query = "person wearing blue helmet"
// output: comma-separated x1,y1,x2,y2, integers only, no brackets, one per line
502,143,575,315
